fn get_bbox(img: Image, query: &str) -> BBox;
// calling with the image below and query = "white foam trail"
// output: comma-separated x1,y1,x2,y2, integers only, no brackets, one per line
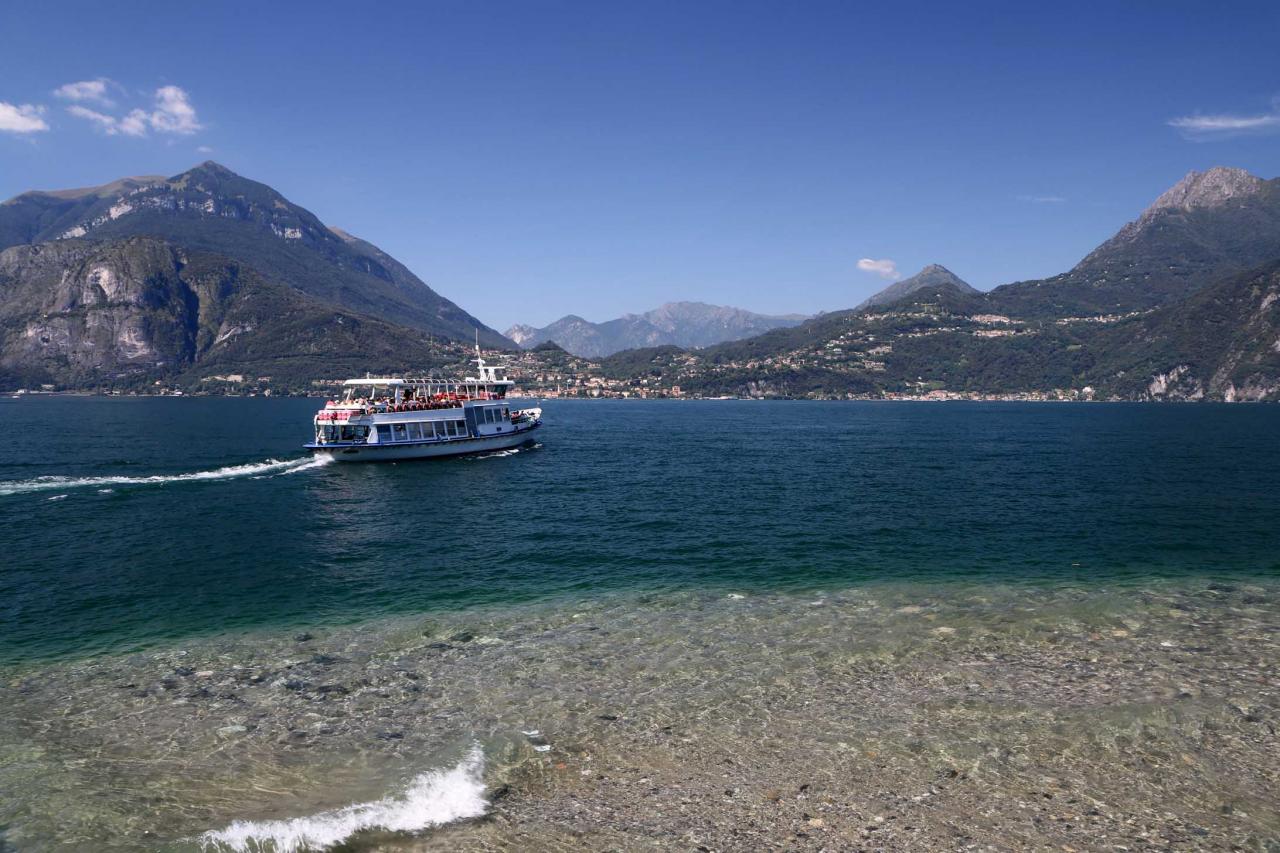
0,457,325,497
200,745,486,852
277,455,334,476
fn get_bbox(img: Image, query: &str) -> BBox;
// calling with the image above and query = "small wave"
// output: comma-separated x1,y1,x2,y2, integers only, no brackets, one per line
469,442,541,461
0,457,325,497
46,494,68,501
468,449,520,461
200,744,486,852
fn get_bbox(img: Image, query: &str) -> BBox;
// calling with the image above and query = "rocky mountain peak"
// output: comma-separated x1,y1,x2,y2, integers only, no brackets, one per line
1143,167,1263,218
856,263,977,311
504,323,538,345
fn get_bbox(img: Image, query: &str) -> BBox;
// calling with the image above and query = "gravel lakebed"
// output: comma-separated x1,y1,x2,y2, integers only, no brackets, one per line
2,580,1277,852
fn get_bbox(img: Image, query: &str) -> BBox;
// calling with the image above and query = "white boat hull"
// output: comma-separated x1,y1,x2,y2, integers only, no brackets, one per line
311,422,540,462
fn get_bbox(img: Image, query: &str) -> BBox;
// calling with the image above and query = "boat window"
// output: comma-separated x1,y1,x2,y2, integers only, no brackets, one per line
340,425,357,441
376,424,392,442
407,423,421,440
393,423,408,441
455,419,467,435
502,408,510,420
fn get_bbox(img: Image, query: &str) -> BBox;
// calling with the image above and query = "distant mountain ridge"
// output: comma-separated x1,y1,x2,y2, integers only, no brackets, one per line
506,301,806,357
856,264,977,311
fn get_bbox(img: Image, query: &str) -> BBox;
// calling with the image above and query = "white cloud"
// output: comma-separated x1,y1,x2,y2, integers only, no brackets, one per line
53,78,115,107
196,145,214,153
857,258,900,280
0,102,49,134
1017,194,1067,203
62,84,202,138
149,85,201,134
119,109,150,137
1169,97,1280,139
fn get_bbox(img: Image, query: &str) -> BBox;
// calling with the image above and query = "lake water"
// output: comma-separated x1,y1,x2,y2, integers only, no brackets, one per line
1,398,1277,850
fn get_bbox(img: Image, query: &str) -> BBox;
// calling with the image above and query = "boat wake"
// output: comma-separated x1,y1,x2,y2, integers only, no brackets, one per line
199,744,487,852
0,456,331,497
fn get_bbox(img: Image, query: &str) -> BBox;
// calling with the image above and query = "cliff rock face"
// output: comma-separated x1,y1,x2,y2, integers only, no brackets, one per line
1096,260,1280,402
0,237,465,390
0,239,212,382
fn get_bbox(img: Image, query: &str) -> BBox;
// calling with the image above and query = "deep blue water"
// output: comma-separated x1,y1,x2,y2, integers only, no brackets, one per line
1,397,1278,663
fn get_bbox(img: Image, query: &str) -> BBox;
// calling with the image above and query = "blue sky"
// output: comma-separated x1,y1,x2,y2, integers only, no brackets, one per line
2,1,1279,332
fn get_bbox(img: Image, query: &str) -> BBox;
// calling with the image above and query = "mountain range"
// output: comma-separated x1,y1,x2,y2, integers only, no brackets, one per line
0,162,508,390
1,163,1278,400
506,302,807,358
581,166,1280,402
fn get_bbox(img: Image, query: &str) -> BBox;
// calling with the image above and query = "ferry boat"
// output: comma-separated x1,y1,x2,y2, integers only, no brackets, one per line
305,351,541,461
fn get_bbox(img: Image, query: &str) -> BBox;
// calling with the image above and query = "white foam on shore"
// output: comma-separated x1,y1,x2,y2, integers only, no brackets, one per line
0,457,329,497
199,744,487,852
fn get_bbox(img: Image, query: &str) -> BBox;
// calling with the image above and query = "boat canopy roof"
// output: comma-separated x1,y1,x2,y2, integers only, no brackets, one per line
342,378,405,387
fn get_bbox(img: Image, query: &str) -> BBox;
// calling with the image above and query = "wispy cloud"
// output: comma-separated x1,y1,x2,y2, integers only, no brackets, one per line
119,109,150,137
1017,194,1067,204
196,145,214,154
857,258,900,280
53,78,116,108
64,84,203,137
0,102,49,134
1169,97,1280,139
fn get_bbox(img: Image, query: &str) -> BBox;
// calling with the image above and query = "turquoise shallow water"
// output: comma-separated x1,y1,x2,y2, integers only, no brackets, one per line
1,397,1278,664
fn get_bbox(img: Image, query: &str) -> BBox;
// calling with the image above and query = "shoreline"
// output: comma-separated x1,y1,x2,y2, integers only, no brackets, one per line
5,390,1277,403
